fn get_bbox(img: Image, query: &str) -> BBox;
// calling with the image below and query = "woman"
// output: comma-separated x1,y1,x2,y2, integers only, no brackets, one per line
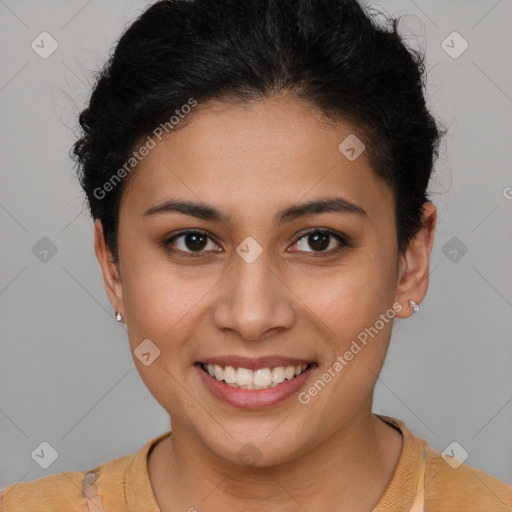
2,0,511,510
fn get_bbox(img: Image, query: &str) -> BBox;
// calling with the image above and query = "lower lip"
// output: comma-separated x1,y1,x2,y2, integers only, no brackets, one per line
195,363,317,409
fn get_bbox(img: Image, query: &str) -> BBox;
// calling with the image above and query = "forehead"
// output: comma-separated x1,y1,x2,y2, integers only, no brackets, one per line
119,95,394,225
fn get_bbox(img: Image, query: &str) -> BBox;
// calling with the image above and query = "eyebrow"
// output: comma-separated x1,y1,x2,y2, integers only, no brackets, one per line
143,196,367,224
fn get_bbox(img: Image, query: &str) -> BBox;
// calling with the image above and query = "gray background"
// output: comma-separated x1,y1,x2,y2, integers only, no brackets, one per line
1,0,511,492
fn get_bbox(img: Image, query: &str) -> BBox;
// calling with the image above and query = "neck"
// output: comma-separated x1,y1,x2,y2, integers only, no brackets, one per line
148,410,403,512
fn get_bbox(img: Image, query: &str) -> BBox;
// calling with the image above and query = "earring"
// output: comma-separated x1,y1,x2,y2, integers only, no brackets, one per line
408,300,419,313
115,311,122,322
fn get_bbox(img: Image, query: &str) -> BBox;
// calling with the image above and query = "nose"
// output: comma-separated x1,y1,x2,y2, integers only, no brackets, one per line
212,248,296,341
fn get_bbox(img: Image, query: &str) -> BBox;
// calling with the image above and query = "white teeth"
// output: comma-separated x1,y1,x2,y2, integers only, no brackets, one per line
236,367,253,386
214,364,223,380
223,365,237,383
253,368,273,387
202,363,310,389
284,366,295,380
271,366,285,383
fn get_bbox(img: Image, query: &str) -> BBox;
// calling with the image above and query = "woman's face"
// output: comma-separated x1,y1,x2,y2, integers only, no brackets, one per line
95,94,434,466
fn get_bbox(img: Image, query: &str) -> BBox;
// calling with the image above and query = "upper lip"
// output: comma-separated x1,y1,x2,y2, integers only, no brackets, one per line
197,355,315,370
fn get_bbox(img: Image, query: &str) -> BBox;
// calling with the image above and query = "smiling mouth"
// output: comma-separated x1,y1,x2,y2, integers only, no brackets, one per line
198,362,315,390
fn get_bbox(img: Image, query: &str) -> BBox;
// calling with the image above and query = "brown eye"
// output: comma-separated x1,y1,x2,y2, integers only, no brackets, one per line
164,230,221,255
289,230,349,255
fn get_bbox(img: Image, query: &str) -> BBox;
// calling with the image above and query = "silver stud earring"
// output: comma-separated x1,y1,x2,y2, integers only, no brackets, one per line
408,300,419,313
115,311,122,322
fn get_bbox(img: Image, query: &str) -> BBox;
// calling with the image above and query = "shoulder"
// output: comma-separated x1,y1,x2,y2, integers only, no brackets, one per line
424,446,512,510
376,414,512,511
0,453,135,512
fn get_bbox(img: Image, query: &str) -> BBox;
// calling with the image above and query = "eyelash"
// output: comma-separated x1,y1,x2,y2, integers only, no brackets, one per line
162,228,351,258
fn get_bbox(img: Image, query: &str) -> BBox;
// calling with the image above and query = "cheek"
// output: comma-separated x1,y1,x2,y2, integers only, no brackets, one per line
301,255,396,368
121,260,217,358
120,266,206,414
307,259,393,324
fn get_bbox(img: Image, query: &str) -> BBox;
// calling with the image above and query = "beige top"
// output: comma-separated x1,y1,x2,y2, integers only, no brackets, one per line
2,414,511,511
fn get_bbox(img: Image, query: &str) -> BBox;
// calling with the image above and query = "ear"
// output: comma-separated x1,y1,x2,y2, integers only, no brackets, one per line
94,219,125,321
394,202,437,318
